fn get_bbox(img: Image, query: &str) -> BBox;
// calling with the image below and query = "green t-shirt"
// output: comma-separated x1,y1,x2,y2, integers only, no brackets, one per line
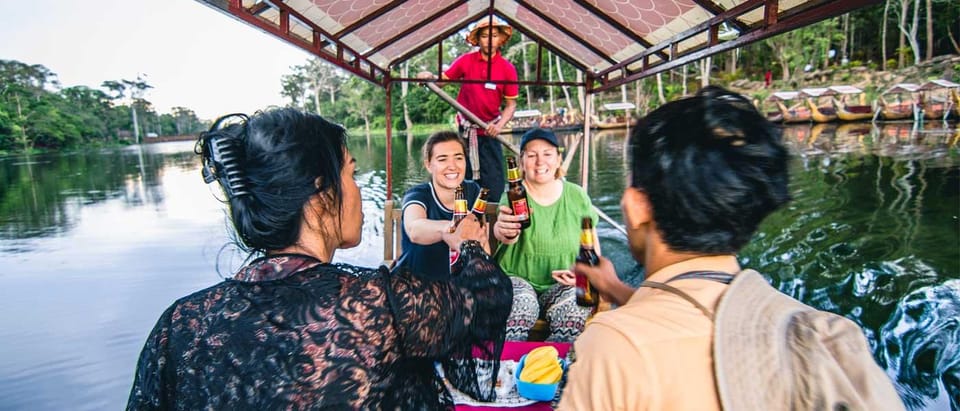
496,180,598,293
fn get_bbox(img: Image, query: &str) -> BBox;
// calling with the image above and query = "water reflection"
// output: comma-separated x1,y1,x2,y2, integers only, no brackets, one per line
743,122,959,410
0,123,957,410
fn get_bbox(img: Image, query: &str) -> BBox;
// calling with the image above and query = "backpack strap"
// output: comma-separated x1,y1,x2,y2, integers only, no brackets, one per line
638,271,734,322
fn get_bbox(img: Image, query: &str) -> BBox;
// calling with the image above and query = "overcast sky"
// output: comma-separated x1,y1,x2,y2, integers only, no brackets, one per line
0,0,310,120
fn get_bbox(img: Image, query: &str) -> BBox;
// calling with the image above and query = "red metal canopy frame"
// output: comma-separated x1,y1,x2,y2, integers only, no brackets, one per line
196,0,882,199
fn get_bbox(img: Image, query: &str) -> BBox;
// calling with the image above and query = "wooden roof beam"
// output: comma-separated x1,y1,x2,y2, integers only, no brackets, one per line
691,0,749,32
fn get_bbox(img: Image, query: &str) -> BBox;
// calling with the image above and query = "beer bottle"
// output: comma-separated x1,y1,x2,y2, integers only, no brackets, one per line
505,156,531,229
449,185,468,267
471,188,490,227
575,216,600,307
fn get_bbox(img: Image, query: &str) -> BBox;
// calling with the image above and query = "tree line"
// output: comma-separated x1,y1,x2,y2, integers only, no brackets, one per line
0,60,207,153
279,1,958,135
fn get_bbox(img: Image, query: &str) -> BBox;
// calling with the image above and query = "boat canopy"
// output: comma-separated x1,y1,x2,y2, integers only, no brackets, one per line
920,79,960,90
884,83,921,94
195,0,880,92
799,88,833,98
827,85,864,95
768,91,800,101
601,102,636,111
193,0,881,201
513,109,543,118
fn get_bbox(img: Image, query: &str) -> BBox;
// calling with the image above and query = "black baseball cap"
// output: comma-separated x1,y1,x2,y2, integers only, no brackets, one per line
519,128,562,151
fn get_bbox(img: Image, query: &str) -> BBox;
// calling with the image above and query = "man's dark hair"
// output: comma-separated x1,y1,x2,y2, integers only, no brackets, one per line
628,86,790,253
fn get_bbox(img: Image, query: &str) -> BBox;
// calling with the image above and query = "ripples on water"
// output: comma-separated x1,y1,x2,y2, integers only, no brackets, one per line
0,123,957,410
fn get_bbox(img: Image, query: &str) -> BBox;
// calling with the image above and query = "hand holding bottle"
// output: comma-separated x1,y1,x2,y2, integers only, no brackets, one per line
442,214,485,251
493,205,524,244
571,257,634,307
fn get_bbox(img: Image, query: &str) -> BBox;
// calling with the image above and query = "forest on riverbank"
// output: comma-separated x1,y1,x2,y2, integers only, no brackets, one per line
2,1,958,153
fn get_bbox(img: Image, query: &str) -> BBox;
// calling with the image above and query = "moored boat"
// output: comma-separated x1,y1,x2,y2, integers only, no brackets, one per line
952,88,960,118
502,109,543,134
800,88,838,123
769,91,812,123
918,79,959,121
594,102,636,129
877,83,919,121
828,85,875,122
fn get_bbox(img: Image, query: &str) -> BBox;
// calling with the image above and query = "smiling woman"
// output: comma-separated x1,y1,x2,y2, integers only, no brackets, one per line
493,128,599,343
396,131,490,281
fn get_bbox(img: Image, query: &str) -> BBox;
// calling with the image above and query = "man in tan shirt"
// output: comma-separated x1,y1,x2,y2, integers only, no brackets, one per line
558,86,901,410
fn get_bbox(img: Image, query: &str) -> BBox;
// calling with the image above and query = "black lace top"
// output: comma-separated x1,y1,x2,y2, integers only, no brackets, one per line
126,240,512,410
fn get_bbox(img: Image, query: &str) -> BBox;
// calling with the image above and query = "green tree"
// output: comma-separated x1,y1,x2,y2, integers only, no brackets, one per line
102,75,152,143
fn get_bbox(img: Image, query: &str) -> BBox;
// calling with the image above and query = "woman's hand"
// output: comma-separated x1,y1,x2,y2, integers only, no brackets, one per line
442,215,485,250
493,205,522,244
551,270,576,287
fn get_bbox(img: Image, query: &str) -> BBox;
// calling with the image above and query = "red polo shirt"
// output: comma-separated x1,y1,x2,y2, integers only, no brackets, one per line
444,50,519,130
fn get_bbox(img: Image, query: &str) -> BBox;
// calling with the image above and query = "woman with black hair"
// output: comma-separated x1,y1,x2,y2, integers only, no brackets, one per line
126,108,512,410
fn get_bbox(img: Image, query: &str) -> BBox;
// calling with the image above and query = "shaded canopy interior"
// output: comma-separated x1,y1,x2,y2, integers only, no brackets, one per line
196,0,879,92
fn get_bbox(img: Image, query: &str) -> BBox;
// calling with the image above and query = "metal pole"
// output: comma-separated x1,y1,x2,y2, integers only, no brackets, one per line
581,92,592,190
385,79,393,201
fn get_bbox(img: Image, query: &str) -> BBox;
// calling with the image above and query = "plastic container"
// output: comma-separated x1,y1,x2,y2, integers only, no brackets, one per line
514,353,566,401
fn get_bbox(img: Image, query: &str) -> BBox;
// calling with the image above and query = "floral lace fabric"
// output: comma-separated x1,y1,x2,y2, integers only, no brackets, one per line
127,241,511,410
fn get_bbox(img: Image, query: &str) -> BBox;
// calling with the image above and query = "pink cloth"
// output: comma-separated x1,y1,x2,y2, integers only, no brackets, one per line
457,341,571,411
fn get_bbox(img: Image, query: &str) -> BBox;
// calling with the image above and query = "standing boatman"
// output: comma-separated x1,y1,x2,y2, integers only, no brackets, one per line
418,17,519,203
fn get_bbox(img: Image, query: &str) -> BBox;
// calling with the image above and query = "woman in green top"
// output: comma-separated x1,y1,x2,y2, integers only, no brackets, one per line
494,128,599,342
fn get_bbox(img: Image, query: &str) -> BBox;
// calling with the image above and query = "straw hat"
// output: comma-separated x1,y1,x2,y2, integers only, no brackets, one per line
713,270,904,410
467,20,513,46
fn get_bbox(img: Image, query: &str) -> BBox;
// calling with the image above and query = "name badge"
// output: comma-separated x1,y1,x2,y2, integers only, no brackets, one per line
484,82,497,90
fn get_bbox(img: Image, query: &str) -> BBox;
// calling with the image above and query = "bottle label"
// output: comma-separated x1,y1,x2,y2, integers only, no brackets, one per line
471,199,487,215
449,248,460,266
580,229,593,247
454,199,468,214
511,198,529,220
507,168,521,182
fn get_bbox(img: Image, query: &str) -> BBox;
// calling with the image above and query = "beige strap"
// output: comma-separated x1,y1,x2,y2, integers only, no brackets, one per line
639,280,715,321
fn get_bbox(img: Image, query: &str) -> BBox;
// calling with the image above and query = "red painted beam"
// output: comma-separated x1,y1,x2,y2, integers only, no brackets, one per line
225,0,387,87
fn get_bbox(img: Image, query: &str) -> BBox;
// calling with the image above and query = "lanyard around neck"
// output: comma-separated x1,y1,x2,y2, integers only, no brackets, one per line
638,271,734,321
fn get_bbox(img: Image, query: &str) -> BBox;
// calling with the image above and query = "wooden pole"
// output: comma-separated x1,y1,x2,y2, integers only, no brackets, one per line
423,82,520,155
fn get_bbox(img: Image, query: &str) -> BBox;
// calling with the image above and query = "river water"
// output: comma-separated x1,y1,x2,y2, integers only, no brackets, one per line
0,122,957,410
